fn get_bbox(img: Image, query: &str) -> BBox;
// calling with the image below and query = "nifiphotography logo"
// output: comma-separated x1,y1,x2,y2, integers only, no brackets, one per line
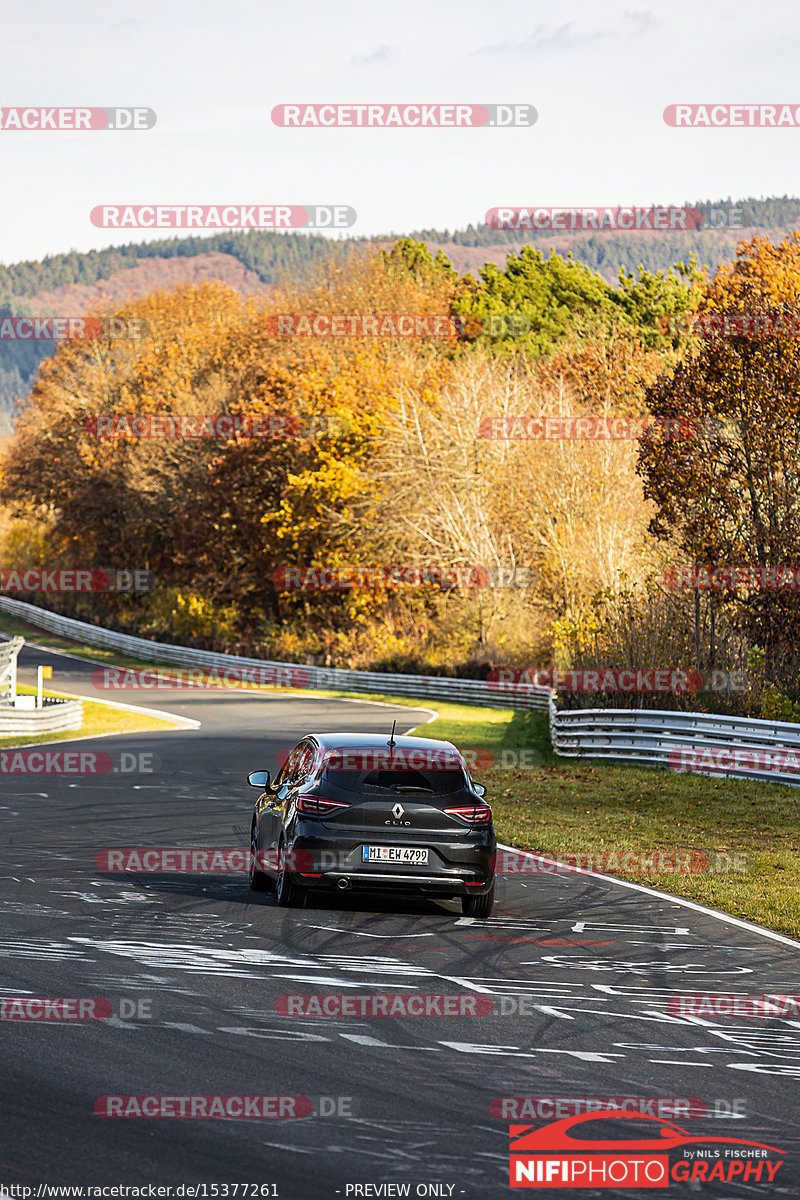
508,1111,785,1188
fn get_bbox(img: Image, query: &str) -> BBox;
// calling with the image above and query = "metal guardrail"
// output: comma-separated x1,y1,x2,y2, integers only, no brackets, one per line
0,697,83,736
551,701,800,787
0,635,24,704
0,597,552,712
3,597,799,786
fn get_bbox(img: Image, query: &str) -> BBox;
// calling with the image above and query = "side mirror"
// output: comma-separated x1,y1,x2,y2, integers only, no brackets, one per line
248,769,271,788
471,781,487,798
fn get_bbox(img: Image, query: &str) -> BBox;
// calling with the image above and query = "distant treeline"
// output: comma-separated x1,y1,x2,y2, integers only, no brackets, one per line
2,197,798,304
409,196,800,280
0,230,355,303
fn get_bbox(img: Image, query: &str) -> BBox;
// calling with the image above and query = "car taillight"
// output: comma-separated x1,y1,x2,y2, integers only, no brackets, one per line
443,802,492,826
295,794,352,817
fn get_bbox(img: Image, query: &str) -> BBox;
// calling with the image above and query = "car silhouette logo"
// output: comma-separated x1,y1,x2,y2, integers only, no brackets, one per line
509,1110,784,1154
391,803,405,819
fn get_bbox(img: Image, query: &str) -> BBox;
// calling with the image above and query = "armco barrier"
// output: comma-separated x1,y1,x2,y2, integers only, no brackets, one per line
0,597,551,712
3,596,799,786
0,697,83,736
551,702,800,787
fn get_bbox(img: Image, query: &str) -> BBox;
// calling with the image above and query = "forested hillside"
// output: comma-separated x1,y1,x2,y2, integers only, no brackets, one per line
0,230,348,301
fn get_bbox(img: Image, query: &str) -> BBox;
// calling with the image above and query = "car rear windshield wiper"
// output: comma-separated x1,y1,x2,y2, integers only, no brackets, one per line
392,785,434,794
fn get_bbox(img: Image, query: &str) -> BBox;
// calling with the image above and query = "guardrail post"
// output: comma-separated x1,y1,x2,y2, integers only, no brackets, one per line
0,636,25,705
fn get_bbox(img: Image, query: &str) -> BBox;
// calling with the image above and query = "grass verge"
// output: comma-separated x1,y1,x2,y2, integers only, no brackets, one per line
0,683,184,748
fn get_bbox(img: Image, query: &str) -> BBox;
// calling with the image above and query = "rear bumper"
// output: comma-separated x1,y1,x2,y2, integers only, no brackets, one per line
309,870,493,896
286,826,495,895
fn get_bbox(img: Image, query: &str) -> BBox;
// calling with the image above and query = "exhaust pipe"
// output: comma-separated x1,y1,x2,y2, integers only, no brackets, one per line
336,877,351,890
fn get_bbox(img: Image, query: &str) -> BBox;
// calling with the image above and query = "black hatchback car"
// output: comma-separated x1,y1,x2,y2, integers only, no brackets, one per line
247,732,495,916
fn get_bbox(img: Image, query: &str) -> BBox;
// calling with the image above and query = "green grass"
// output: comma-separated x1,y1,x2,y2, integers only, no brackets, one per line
413,701,800,942
4,608,799,940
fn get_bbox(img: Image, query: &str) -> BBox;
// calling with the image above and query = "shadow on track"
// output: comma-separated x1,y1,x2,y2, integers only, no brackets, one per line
115,873,461,918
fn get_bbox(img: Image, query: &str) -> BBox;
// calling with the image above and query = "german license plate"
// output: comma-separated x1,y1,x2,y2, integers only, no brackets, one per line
362,845,429,865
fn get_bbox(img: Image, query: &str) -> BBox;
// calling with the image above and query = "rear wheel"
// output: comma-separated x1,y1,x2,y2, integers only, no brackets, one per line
249,821,271,892
462,881,494,918
275,838,306,908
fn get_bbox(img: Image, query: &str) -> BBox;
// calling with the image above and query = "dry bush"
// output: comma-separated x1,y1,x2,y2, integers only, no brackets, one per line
347,339,664,665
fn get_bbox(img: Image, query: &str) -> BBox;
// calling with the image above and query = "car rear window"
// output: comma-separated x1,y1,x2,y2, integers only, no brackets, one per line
323,765,468,795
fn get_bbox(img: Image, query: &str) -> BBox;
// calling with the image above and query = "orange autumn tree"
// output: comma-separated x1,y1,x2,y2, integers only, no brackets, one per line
185,241,463,645
638,233,800,680
0,281,247,576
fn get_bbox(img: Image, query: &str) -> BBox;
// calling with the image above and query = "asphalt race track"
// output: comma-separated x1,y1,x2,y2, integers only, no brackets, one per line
2,638,800,1197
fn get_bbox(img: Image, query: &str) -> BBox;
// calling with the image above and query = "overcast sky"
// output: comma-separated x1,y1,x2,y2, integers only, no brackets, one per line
0,0,797,263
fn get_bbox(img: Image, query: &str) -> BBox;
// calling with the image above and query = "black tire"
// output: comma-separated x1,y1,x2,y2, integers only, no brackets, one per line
249,820,271,892
275,839,306,908
462,881,495,918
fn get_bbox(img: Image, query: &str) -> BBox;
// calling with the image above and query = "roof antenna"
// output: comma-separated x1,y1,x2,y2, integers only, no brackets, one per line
388,719,397,749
